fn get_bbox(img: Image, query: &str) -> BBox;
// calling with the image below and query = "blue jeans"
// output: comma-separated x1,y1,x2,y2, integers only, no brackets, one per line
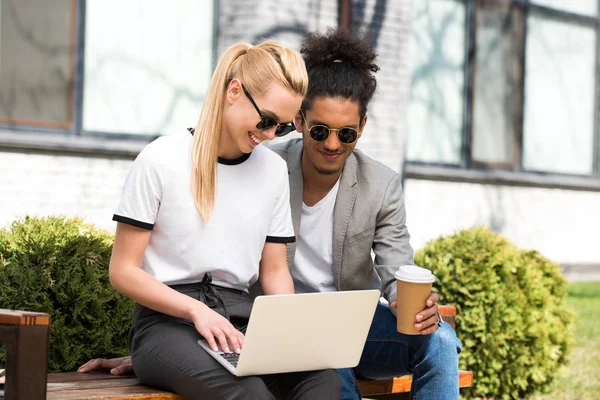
338,303,462,400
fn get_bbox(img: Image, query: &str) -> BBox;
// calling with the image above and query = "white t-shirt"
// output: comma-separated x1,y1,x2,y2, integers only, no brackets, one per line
113,129,295,291
291,179,340,293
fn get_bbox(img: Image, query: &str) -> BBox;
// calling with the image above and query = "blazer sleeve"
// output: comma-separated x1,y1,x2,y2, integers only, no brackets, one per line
373,173,415,305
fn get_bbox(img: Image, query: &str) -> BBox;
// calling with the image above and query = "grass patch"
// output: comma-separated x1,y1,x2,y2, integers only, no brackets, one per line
532,281,600,400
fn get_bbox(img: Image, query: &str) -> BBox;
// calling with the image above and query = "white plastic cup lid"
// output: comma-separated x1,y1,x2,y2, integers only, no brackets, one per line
394,265,435,283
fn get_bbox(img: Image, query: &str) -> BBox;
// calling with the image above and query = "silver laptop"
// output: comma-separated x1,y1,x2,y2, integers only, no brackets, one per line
198,289,380,376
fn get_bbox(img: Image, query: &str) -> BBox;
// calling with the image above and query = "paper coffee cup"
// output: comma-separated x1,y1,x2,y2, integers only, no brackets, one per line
395,265,435,335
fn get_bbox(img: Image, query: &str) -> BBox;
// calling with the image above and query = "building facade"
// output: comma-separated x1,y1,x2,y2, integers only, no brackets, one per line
1,0,599,279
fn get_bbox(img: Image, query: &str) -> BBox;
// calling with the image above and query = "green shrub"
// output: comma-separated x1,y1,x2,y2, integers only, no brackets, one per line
0,216,133,372
416,227,574,400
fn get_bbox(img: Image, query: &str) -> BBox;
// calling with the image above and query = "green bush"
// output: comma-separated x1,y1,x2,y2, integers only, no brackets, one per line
416,227,574,399
0,216,133,372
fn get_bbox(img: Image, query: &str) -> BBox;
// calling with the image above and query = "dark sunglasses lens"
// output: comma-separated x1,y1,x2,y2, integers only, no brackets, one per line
275,123,295,137
256,117,277,131
309,126,330,141
338,128,358,143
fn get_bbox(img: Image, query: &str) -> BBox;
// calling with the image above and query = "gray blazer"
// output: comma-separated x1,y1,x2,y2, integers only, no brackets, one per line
270,139,414,303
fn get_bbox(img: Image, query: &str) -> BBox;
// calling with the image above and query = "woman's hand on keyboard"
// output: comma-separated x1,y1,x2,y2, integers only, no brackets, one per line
190,303,244,354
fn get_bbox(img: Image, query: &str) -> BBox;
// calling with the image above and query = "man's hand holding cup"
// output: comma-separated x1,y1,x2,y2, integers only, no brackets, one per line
392,265,440,335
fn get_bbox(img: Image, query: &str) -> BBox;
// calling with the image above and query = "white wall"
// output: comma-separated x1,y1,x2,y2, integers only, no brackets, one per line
404,178,600,265
0,150,130,232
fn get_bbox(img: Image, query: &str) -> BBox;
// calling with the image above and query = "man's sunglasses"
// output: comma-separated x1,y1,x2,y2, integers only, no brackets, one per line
242,85,296,137
300,110,360,144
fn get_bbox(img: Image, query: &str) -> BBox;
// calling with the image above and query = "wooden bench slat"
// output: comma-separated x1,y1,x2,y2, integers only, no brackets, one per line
357,378,394,396
359,370,473,396
438,305,456,317
46,386,182,400
48,378,142,392
0,309,50,326
47,373,181,399
48,372,131,383
437,305,456,330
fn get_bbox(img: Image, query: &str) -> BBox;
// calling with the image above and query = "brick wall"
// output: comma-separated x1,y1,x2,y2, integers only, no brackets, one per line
217,0,338,51
217,0,413,172
352,0,412,173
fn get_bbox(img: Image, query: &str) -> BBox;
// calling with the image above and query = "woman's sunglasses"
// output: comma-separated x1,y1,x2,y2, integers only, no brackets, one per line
242,85,296,137
300,110,360,144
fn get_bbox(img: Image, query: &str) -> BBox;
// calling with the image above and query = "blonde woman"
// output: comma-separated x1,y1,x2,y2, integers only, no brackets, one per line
109,41,340,399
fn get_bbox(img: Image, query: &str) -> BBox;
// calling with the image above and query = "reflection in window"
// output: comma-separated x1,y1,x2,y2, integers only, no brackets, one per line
472,1,523,165
523,14,596,175
531,0,597,17
407,0,466,164
0,0,74,127
83,0,214,135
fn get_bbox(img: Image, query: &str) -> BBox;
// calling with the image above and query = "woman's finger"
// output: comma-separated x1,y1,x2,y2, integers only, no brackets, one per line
213,328,231,353
198,327,219,352
225,328,242,354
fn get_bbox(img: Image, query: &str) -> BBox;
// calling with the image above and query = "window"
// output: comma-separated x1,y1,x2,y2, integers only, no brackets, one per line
0,0,75,128
408,0,466,164
472,0,523,167
408,0,600,177
83,0,214,136
0,0,215,138
523,13,596,174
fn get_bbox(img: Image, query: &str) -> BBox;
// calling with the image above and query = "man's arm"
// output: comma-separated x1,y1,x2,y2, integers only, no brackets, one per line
372,173,414,303
373,174,441,334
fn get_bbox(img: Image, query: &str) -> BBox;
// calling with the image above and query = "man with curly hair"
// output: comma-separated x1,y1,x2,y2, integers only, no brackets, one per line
79,28,461,400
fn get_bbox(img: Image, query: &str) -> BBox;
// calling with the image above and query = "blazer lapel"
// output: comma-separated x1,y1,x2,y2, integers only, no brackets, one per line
286,141,304,266
332,153,358,290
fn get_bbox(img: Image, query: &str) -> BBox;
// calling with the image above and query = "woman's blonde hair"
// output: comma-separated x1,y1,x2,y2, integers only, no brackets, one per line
191,41,308,222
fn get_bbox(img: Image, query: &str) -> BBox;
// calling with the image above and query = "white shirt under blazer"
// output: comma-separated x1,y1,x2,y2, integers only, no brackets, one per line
292,179,340,293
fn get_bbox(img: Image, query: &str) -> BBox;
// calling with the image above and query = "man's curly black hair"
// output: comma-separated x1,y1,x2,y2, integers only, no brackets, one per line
300,28,380,117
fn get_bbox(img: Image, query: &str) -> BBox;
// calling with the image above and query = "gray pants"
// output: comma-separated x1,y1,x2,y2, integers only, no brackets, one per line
129,280,341,400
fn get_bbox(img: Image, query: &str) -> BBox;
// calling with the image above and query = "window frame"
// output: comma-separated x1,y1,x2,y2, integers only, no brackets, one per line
470,0,525,169
406,0,600,191
0,0,219,157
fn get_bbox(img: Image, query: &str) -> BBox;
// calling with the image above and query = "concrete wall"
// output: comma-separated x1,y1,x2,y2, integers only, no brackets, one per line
404,178,600,279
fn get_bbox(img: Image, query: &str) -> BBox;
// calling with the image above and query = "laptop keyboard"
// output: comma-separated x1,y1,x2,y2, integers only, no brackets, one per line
220,352,240,368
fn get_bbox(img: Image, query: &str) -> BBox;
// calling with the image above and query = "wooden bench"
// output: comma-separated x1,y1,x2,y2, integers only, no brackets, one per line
0,309,50,400
2,306,473,400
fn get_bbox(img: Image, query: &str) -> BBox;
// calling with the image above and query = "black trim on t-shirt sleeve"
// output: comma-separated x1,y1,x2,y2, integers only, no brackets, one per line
113,215,154,230
266,236,296,244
